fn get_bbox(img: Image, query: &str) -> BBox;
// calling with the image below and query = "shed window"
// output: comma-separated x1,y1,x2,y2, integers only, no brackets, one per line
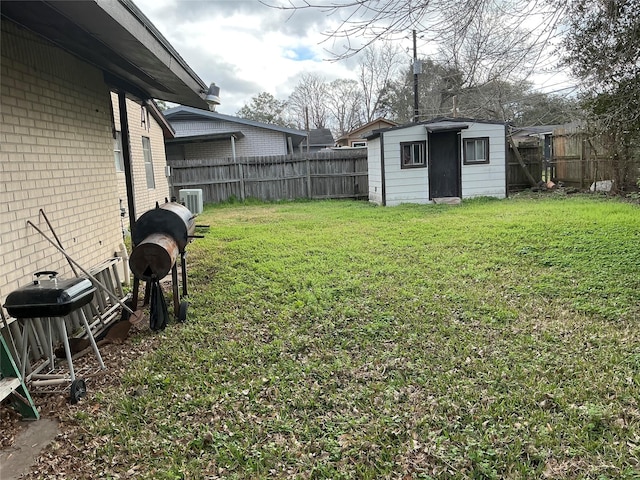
400,141,426,168
463,137,490,164
113,131,124,172
142,136,155,189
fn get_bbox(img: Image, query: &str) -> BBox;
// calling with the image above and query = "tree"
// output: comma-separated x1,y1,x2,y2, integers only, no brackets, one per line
387,57,579,125
155,99,169,111
325,79,363,137
236,92,292,127
386,58,464,122
563,0,640,129
358,43,404,123
510,92,580,127
287,73,329,129
267,1,564,64
562,0,640,189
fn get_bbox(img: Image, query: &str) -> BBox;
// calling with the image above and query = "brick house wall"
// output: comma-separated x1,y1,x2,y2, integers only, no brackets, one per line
0,20,125,304
111,93,171,229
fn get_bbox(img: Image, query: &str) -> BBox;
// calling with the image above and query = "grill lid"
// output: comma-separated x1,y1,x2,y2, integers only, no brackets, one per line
3,271,96,318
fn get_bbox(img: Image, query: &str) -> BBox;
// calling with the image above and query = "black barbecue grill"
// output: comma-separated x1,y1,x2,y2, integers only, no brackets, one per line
129,201,199,329
3,271,106,403
5,272,95,318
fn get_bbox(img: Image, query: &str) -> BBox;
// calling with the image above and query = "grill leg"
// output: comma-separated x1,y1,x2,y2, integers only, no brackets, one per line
131,276,140,309
171,264,179,320
80,310,105,370
181,252,188,297
19,321,29,380
46,319,55,371
56,317,75,382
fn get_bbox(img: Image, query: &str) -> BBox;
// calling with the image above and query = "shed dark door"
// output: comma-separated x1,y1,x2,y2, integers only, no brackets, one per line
428,131,461,198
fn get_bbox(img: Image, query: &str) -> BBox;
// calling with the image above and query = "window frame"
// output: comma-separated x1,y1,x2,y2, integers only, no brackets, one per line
400,140,427,169
113,130,124,172
463,137,490,165
142,136,155,189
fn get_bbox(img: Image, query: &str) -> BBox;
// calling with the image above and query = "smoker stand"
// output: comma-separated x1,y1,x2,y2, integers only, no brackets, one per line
18,309,105,403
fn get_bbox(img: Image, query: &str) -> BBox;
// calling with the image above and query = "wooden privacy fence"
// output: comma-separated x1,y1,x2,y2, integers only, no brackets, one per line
507,141,543,191
551,125,615,188
168,150,369,204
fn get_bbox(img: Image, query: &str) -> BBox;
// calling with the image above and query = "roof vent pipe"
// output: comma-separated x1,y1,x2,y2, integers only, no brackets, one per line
205,83,221,111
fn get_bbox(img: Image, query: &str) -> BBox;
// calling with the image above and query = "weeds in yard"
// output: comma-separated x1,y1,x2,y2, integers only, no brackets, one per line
81,196,640,479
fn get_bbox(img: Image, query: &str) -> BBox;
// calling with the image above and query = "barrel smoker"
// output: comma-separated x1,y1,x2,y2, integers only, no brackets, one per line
129,201,197,329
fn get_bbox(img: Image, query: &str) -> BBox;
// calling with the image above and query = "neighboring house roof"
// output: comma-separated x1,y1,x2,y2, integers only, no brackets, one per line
1,0,208,108
166,131,245,144
147,100,176,139
308,128,335,148
336,117,398,143
365,117,507,140
164,105,308,145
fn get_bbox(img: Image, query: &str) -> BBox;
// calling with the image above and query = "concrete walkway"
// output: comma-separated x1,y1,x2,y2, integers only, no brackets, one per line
0,418,59,480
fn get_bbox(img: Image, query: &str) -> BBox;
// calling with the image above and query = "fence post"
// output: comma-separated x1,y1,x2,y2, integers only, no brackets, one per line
237,157,246,201
306,157,312,199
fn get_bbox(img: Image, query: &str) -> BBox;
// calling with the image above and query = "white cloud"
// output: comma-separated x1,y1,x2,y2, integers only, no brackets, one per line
134,0,576,115
134,0,362,115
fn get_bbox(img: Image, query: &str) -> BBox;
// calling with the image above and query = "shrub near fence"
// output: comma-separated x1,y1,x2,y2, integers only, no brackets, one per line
168,150,369,204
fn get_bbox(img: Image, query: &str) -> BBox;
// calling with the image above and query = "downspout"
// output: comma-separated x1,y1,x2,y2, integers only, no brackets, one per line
231,135,237,160
232,135,245,201
118,91,136,241
380,133,386,206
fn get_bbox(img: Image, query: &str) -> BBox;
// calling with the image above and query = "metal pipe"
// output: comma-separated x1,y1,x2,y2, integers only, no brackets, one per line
26,221,136,315
118,91,137,239
119,242,131,286
39,209,79,276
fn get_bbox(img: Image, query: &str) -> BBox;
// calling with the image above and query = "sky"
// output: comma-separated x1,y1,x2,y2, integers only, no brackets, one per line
134,0,377,115
133,0,575,116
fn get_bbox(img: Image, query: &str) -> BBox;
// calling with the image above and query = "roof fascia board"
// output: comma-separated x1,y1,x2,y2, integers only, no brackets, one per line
165,106,308,137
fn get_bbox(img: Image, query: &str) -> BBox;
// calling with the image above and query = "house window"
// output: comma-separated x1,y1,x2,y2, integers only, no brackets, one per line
463,137,490,165
141,105,150,132
142,136,155,189
352,141,367,147
400,141,426,168
113,131,124,172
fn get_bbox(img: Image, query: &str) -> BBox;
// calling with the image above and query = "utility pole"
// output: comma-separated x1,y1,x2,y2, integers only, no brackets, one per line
413,29,419,123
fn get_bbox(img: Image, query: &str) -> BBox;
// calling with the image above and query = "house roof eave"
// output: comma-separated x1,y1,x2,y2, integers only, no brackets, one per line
1,0,209,108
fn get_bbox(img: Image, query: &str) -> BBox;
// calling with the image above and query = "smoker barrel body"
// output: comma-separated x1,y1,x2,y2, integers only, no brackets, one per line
131,202,195,253
128,233,179,280
129,202,196,325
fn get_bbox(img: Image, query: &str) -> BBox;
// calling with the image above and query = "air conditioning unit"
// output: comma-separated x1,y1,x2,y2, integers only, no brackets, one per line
178,189,203,215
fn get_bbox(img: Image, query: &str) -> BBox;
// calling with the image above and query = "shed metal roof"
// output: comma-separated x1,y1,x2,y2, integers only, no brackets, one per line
366,117,506,140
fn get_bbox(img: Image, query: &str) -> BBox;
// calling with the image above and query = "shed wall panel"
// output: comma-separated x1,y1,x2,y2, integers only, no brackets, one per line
383,125,430,205
367,138,383,204
460,123,506,199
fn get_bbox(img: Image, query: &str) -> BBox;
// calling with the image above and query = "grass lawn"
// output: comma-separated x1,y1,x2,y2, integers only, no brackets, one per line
81,195,640,479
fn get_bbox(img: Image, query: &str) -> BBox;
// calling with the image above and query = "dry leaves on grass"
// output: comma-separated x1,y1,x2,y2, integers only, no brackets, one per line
0,318,162,479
